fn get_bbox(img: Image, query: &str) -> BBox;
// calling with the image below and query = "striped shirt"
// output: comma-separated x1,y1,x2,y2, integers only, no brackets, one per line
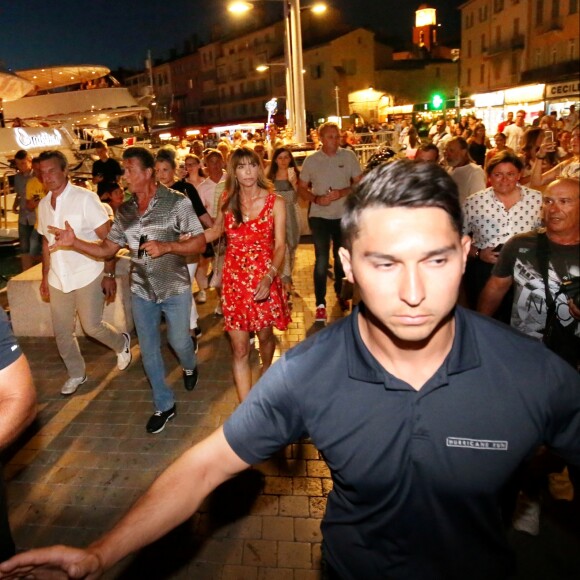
108,184,203,302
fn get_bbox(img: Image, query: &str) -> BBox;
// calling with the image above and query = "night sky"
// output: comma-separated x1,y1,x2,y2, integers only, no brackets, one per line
0,1,463,73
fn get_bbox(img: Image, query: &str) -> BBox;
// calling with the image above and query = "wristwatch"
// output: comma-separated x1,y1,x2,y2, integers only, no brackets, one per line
103,272,116,278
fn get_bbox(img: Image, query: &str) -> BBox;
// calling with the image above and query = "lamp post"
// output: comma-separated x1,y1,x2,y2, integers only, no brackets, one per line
228,1,325,143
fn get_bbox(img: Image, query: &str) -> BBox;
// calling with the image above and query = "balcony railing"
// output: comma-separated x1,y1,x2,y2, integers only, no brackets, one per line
521,59,578,83
485,34,525,56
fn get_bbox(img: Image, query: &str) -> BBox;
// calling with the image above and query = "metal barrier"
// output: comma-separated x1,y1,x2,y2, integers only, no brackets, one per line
352,131,398,167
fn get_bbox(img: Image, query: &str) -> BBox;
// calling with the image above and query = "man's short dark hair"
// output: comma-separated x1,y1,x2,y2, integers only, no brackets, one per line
14,149,30,161
122,146,155,170
94,141,108,150
342,160,462,250
415,143,439,157
38,150,68,171
485,150,524,176
447,136,468,151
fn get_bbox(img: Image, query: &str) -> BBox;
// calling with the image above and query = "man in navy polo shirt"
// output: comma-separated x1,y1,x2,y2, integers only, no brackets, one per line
2,162,579,580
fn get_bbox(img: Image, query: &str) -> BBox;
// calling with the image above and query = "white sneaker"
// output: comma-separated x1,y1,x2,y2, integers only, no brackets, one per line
61,376,87,396
117,332,132,370
214,302,223,316
512,493,540,536
196,290,207,304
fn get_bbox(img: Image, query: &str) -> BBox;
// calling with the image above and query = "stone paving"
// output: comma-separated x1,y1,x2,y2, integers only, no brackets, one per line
4,242,580,579
5,243,344,579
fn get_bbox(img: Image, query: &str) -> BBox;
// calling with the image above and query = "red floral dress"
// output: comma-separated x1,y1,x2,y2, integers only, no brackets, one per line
222,193,291,332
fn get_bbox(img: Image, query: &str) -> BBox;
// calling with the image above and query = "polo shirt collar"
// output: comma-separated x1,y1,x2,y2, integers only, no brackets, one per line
347,304,481,385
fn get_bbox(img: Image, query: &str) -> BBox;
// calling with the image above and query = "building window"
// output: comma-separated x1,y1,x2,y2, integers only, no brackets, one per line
536,0,544,25
480,63,485,83
552,47,558,64
494,0,504,12
571,0,578,14
467,39,472,58
311,64,324,79
481,34,487,53
511,52,519,75
570,39,576,59
467,68,471,86
552,0,560,17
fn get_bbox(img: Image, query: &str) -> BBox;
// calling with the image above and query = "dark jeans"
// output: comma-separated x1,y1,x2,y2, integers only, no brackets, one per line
309,217,344,306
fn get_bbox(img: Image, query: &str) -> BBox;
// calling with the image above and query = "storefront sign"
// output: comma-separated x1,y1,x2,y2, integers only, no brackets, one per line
546,80,580,99
472,90,504,108
14,128,62,150
504,84,545,105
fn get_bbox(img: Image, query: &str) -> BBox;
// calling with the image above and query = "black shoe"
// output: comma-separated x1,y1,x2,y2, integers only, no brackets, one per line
146,405,176,434
183,367,199,391
193,326,202,339
191,334,199,354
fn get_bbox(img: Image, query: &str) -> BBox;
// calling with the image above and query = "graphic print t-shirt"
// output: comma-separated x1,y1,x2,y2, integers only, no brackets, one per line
493,232,580,339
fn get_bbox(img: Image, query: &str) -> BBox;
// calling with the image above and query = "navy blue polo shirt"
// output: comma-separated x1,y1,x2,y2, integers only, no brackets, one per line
224,305,580,580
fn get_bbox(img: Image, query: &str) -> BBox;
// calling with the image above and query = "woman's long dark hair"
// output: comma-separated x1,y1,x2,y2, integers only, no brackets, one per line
267,147,300,181
222,147,273,225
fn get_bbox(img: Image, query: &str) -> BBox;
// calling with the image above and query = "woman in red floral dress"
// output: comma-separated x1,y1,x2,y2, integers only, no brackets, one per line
205,147,290,401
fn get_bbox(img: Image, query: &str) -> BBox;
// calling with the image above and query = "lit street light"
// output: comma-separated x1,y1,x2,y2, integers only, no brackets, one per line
228,0,326,143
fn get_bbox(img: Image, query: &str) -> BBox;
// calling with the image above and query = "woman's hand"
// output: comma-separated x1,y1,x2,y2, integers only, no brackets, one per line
254,276,272,302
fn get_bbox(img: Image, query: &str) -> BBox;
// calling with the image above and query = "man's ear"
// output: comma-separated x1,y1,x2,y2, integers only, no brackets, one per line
338,246,354,283
460,235,471,274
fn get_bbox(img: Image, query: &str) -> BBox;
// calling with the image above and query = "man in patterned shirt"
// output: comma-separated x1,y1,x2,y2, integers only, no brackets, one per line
462,151,542,319
48,147,206,434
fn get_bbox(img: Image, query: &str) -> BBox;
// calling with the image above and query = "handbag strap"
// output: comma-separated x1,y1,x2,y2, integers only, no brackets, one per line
536,231,555,311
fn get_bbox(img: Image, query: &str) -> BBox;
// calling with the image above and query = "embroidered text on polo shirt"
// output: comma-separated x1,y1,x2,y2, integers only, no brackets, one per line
446,437,509,450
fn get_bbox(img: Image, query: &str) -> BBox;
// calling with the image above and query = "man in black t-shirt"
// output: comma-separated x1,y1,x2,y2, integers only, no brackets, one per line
92,141,123,198
0,309,36,560
479,177,580,367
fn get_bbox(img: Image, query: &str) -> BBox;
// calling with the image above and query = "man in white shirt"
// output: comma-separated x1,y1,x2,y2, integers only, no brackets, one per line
504,110,527,152
37,150,131,396
195,150,226,307
444,137,487,205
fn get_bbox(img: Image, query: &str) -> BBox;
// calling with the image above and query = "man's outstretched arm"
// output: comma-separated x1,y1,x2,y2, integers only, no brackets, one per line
0,427,249,579
477,275,513,316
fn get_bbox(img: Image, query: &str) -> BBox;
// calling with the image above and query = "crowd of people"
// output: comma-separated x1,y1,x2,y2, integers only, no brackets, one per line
0,111,578,578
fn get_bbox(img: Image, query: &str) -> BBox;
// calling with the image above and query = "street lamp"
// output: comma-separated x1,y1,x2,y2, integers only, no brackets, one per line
228,0,326,143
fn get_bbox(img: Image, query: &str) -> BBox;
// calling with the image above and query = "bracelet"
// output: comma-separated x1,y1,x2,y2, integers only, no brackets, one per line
536,154,546,160
104,272,116,279
265,273,273,283
270,265,278,275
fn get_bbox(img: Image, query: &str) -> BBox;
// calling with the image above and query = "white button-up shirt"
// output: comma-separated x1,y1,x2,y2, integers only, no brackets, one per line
38,182,109,293
462,186,543,249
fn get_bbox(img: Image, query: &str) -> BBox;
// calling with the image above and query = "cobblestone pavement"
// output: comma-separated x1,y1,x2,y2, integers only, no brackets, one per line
5,243,344,580
4,243,580,579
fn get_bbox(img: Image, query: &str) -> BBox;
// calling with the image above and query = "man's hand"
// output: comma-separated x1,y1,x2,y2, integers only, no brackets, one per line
101,277,117,304
0,545,103,579
39,278,50,302
568,299,580,321
314,194,332,207
140,239,169,259
47,221,77,250
326,188,342,202
479,246,500,264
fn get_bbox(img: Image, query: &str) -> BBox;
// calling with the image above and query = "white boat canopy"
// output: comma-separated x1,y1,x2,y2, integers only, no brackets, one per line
16,65,110,92
0,71,34,102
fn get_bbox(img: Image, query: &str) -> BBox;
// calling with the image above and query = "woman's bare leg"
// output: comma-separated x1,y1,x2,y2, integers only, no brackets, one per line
257,326,276,375
228,330,252,401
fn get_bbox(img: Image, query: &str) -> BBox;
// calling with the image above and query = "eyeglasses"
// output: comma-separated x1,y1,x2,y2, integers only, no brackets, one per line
138,234,148,259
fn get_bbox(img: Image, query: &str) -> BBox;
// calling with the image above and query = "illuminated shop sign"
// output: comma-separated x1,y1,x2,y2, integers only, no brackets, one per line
14,128,63,150
546,80,579,98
